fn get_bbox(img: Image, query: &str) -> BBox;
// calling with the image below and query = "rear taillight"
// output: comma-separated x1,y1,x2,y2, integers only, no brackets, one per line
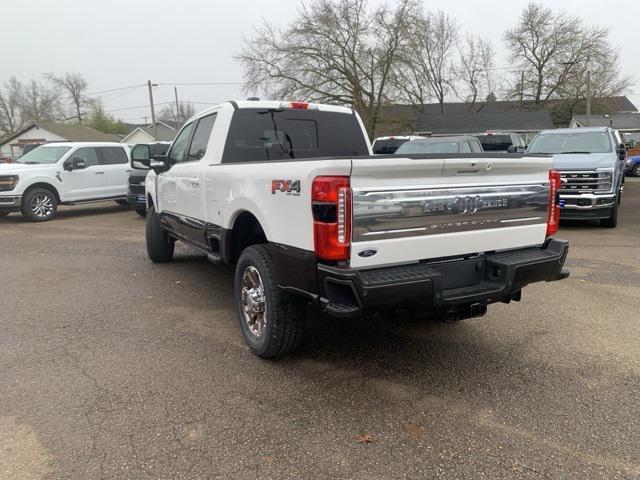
312,176,351,261
547,170,561,236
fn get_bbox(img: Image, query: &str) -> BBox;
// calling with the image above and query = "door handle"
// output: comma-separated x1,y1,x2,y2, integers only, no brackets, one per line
189,177,200,186
95,171,105,175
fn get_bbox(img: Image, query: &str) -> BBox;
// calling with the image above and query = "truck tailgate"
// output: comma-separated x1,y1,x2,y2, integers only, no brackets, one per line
349,155,553,268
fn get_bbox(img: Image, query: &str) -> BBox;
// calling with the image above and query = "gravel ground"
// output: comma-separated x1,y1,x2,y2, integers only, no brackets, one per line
1,179,639,479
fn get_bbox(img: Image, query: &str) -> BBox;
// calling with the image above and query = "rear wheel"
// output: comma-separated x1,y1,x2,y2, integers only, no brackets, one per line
21,188,58,222
633,165,640,177
146,205,174,262
234,245,305,357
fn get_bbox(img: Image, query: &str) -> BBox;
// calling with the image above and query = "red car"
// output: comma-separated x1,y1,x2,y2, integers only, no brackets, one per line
0,156,14,164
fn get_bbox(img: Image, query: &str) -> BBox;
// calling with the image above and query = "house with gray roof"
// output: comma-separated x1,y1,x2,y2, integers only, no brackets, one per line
120,121,181,144
0,122,121,158
569,112,640,131
376,96,637,137
414,111,555,143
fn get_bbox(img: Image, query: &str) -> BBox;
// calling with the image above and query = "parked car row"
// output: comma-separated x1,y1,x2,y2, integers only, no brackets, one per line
375,126,626,228
372,131,528,154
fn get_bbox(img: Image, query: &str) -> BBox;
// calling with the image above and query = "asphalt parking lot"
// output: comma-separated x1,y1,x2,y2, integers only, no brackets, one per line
1,180,639,480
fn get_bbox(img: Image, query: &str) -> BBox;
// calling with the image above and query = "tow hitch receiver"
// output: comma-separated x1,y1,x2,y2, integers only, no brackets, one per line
443,302,488,322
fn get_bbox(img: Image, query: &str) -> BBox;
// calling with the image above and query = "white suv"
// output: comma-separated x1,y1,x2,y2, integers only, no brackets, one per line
0,142,131,221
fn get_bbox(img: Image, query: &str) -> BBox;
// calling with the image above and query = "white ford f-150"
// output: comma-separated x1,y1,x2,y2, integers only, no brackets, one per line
131,100,569,357
0,142,132,221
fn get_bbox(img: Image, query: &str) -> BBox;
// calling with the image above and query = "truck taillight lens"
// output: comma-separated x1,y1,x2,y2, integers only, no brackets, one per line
547,170,561,236
312,176,351,261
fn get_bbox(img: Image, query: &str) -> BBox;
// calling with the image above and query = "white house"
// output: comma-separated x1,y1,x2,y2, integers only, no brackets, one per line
0,122,120,158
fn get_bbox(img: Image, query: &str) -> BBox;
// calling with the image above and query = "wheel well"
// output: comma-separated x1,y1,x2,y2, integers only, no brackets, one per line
147,194,154,208
24,183,60,203
228,212,267,264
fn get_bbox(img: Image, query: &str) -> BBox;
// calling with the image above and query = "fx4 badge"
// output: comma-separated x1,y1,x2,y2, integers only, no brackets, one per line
272,179,301,196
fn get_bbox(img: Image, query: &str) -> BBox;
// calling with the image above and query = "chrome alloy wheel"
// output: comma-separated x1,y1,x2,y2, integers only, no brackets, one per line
241,266,267,337
31,193,54,218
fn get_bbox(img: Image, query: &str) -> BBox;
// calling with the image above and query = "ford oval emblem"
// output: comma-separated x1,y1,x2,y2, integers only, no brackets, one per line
358,248,378,258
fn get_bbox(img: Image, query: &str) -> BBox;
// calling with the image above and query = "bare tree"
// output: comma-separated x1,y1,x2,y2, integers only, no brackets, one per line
393,11,458,113
504,2,633,104
454,35,495,111
19,79,62,123
0,78,25,138
159,101,196,123
45,72,88,123
237,0,418,137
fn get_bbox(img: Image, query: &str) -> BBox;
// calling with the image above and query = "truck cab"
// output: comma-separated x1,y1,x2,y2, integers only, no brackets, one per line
527,127,626,228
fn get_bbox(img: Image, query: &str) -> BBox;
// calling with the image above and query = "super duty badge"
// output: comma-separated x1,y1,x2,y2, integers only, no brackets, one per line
272,179,301,196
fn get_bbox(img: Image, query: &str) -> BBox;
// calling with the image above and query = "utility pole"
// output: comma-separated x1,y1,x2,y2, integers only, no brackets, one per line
586,61,592,127
174,86,180,122
147,80,158,140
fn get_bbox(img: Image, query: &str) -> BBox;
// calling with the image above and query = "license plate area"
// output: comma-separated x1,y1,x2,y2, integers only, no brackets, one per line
429,257,485,290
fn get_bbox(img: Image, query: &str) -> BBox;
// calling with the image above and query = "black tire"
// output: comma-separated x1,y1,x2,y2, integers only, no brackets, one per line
21,187,58,222
600,198,618,228
115,199,129,207
146,205,174,262
633,165,640,177
234,245,305,358
135,207,147,218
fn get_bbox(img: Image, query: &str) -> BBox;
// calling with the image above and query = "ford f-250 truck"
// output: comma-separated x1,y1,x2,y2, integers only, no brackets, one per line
527,127,626,228
131,100,569,358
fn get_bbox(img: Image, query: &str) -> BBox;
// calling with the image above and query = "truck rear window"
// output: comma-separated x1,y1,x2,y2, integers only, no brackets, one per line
475,135,513,151
372,139,409,154
221,108,369,163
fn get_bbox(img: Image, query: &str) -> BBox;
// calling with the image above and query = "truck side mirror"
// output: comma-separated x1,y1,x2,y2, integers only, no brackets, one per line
73,158,86,169
131,144,151,169
64,157,86,171
617,143,626,161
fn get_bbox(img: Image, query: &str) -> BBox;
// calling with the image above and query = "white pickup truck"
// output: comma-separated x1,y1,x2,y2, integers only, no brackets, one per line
131,100,569,357
0,142,132,221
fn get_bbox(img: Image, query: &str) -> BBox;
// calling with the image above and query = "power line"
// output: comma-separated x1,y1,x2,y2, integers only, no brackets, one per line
105,101,174,113
157,82,244,86
86,83,146,96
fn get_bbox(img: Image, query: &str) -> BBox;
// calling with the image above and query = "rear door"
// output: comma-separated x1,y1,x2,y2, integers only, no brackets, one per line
61,147,106,201
97,146,130,197
349,155,553,268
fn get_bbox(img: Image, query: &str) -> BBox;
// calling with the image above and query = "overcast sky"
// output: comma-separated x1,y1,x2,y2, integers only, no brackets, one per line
1,0,638,123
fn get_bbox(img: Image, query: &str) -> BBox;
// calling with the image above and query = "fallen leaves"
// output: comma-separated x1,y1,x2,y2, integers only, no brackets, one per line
404,423,426,441
355,433,374,444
